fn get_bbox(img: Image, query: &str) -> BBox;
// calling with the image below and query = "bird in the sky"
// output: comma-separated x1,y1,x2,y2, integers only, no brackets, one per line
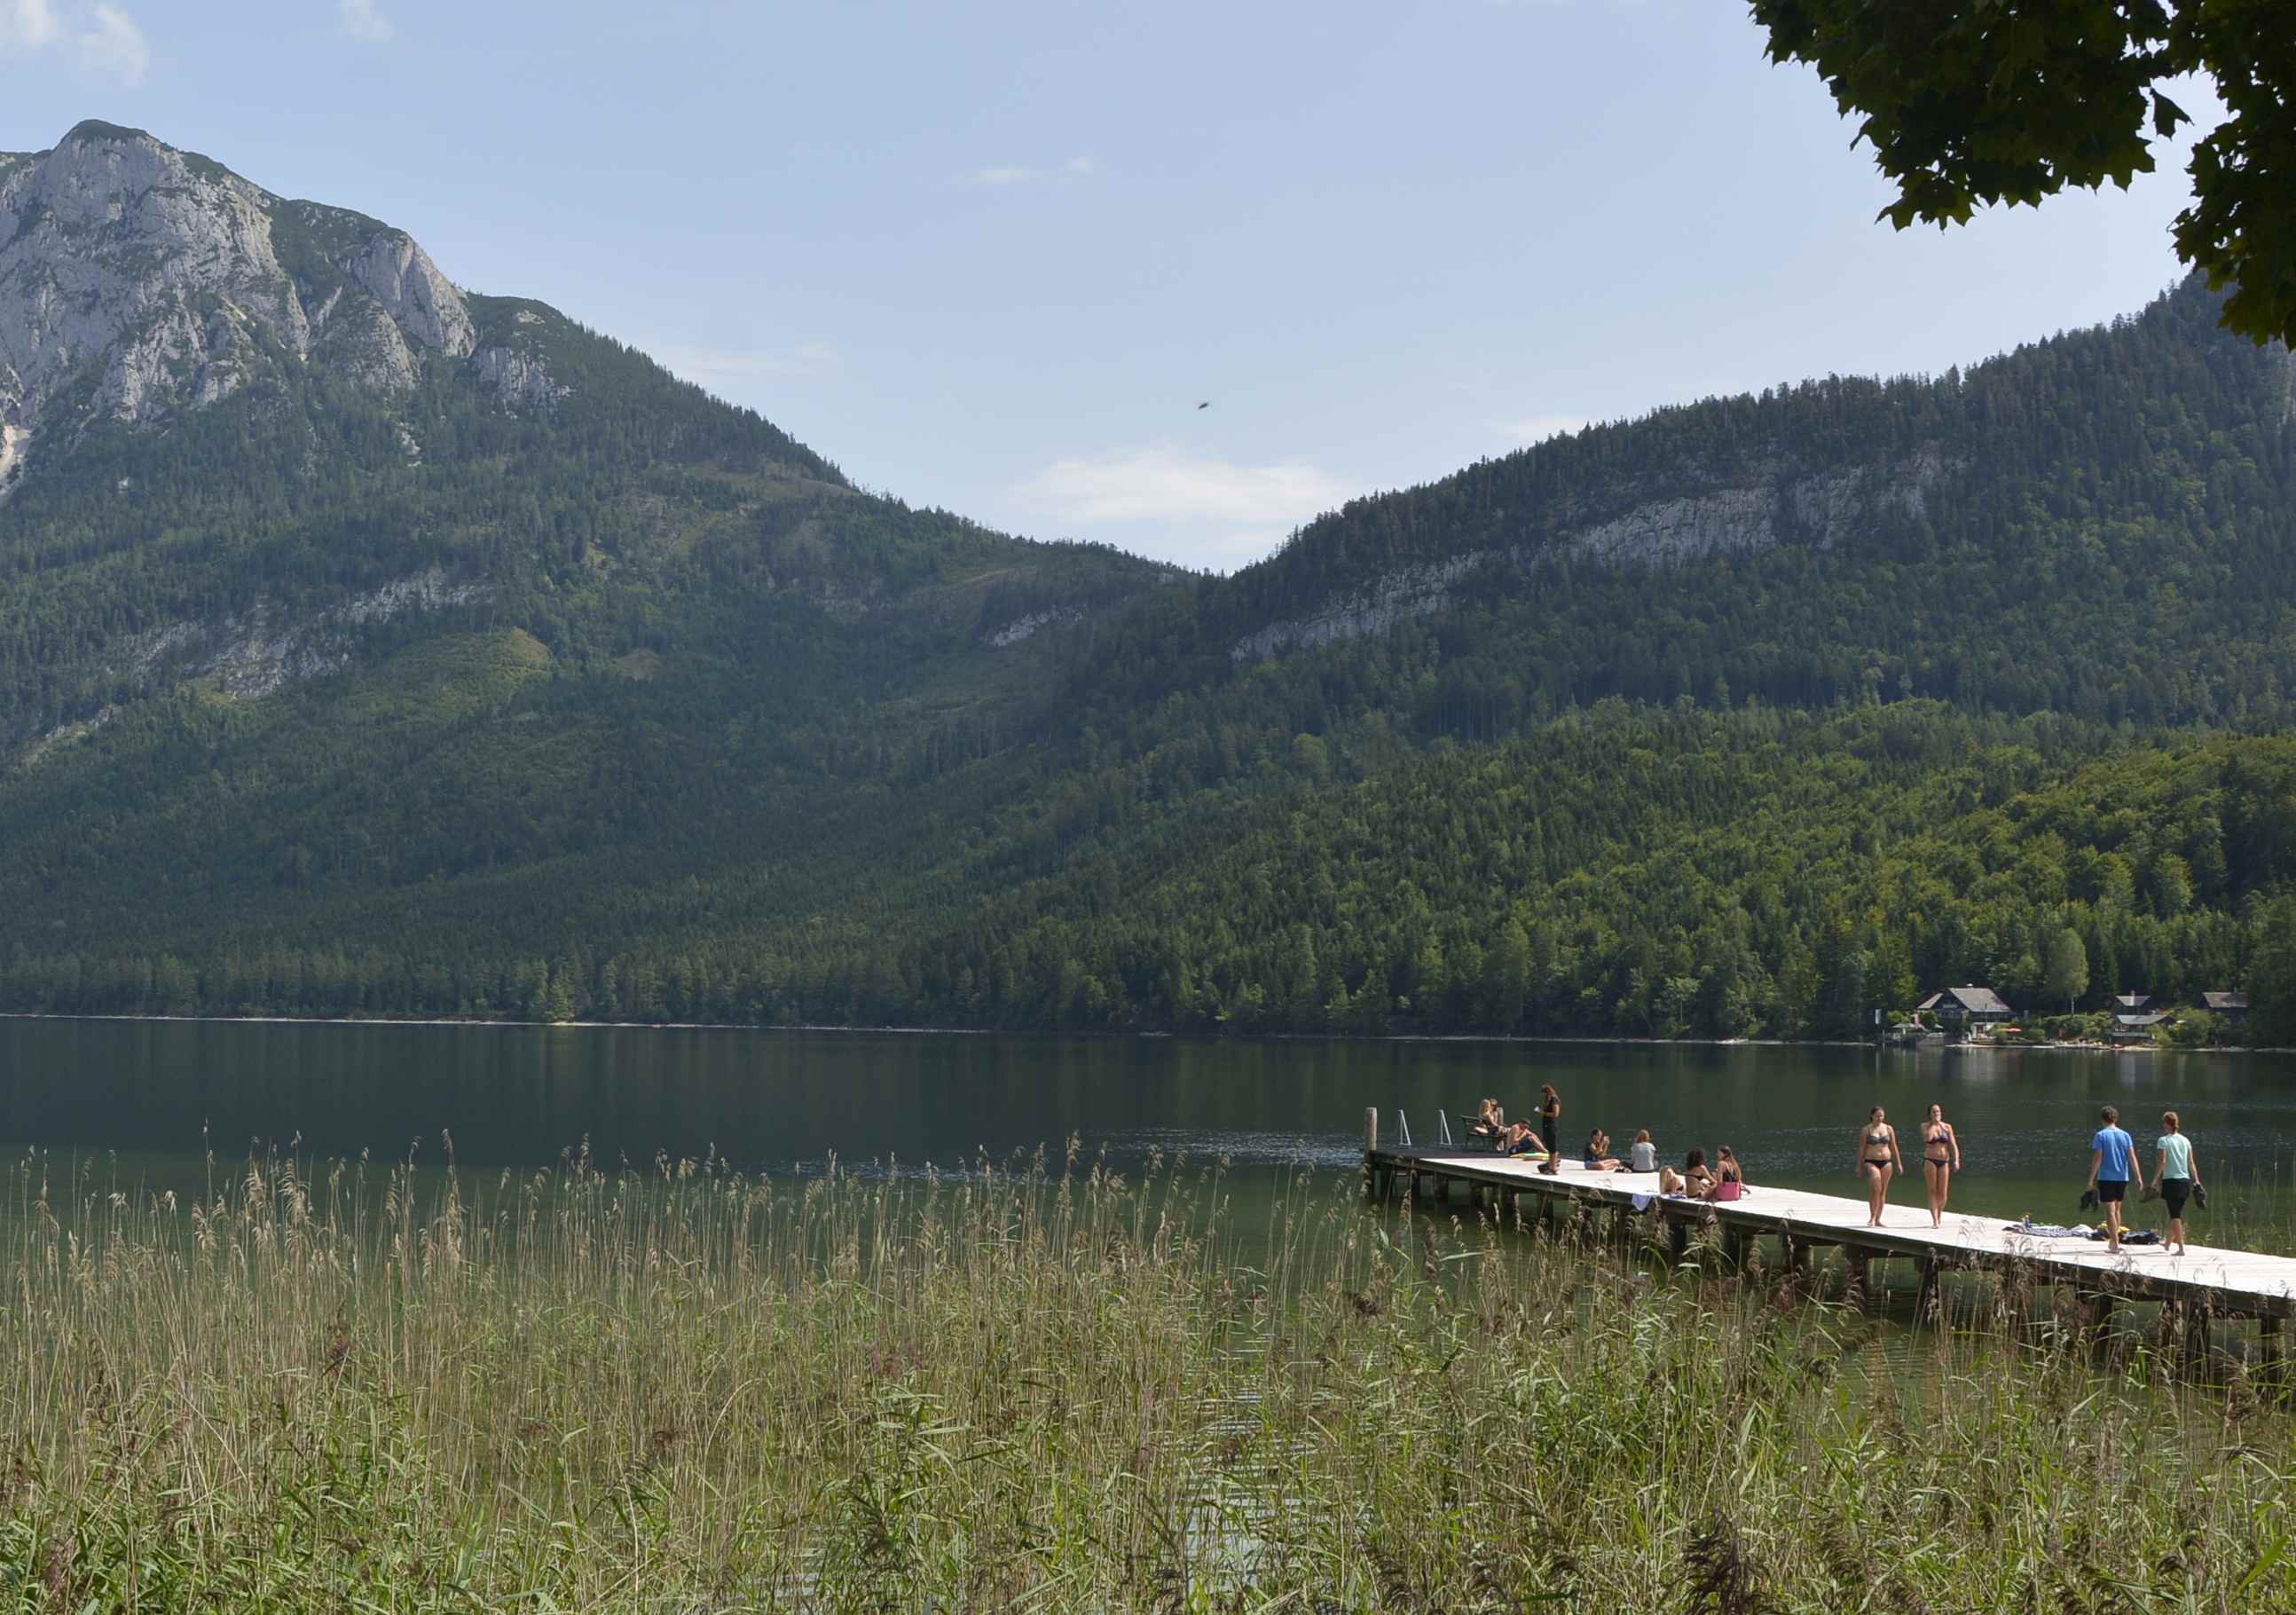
1196,400,1210,410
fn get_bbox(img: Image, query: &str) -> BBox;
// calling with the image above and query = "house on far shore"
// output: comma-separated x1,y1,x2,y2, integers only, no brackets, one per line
1919,986,2015,1028
2201,991,2249,1026
2112,991,2157,1014
2113,1010,2174,1042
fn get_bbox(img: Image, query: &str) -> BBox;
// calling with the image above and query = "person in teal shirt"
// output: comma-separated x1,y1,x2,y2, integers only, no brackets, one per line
2087,1105,2143,1255
2154,1111,2198,1257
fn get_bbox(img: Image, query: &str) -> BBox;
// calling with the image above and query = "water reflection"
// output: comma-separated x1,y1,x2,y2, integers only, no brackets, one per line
0,1020,2292,1233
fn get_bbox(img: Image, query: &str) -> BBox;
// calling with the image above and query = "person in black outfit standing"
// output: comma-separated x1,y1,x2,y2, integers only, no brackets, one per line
1537,1083,1561,1175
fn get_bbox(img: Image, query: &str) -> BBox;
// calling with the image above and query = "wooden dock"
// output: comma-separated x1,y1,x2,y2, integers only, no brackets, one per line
1362,1110,2296,1364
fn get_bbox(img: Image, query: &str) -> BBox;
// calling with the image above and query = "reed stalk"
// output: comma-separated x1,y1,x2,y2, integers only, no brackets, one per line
0,1143,2287,1611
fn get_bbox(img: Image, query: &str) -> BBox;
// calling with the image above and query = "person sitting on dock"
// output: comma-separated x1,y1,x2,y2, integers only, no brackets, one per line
1682,1147,1716,1198
1629,1129,1657,1174
1703,1145,1745,1201
2087,1105,2144,1255
1582,1130,1624,1172
1473,1098,1536,1154
1472,1098,1510,1146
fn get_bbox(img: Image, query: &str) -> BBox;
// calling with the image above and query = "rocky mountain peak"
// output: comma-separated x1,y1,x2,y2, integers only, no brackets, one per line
0,121,491,495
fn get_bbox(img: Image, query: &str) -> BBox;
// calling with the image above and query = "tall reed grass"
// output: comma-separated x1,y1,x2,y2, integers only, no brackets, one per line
1,1139,2290,1611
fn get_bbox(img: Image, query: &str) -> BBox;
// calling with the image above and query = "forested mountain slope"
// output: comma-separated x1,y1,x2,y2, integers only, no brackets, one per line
2,122,2294,1042
1065,275,2296,752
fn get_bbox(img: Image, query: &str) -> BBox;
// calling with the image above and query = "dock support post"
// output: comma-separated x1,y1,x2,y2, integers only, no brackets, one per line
2261,1316,2285,1394
1915,1257,1940,1325
1667,1215,1688,1264
1846,1253,1872,1310
1363,1109,1378,1199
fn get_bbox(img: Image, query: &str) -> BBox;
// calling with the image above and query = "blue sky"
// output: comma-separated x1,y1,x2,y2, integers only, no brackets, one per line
3,0,2216,571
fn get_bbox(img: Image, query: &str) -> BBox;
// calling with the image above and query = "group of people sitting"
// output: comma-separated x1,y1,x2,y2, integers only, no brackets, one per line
1472,1097,1745,1201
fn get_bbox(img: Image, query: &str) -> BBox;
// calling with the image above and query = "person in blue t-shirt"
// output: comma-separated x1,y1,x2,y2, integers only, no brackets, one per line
2086,1105,2145,1254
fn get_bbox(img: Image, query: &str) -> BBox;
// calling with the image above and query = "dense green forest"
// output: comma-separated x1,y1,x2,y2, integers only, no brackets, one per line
7,703,2295,1044
4,156,2294,1050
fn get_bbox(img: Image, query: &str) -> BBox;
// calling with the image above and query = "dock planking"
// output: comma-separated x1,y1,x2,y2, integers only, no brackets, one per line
1364,1116,2296,1328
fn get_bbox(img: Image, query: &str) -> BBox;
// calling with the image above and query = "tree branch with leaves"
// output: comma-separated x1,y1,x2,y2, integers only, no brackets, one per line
1750,0,2295,344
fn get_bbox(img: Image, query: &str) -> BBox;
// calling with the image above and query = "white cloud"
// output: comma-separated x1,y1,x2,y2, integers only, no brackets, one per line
1,0,62,47
1498,413,1588,446
339,0,394,43
973,159,1097,185
653,339,842,386
1015,445,1351,569
76,3,145,83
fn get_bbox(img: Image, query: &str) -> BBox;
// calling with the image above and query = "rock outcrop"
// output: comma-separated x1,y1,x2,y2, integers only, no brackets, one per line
472,344,567,410
1232,555,1492,661
122,565,486,705
1232,453,1949,661
0,121,500,481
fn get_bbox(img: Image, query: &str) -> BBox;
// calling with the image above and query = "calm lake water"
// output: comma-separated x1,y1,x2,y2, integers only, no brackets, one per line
7,1020,2296,1238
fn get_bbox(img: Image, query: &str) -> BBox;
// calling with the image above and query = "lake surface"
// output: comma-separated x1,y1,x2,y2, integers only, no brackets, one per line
5,1019,2296,1238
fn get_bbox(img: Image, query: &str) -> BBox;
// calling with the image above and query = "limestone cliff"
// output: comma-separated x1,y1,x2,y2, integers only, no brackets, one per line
0,121,547,485
1232,453,1949,662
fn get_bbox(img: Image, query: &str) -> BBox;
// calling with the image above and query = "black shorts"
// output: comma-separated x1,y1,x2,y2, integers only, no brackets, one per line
2096,1179,2127,1204
2161,1178,2191,1217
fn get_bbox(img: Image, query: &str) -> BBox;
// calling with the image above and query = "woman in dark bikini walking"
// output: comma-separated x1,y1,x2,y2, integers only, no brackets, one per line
1920,1103,1961,1228
1853,1105,1902,1227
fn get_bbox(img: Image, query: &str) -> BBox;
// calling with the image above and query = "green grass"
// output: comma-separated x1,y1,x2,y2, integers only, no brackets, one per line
2,1145,2292,1611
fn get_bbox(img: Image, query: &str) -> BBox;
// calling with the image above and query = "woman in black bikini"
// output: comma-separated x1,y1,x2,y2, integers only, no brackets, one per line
1537,1084,1561,1175
1682,1147,1716,1198
1920,1102,1961,1228
1853,1106,1902,1227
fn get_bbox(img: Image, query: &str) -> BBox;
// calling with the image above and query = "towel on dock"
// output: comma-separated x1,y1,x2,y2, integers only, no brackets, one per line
2009,1220,2094,1239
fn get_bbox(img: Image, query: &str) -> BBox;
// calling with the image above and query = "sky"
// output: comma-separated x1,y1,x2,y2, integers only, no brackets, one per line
0,0,2221,571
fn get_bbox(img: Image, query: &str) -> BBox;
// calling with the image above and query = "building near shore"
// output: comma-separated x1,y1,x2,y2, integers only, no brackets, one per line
1917,985,2015,1028
2201,991,2249,1026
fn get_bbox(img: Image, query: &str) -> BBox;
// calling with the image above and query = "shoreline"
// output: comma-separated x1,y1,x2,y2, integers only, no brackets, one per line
0,1011,2276,1053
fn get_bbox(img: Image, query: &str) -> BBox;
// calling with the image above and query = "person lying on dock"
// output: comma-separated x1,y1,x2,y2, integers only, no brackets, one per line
1658,1164,1687,1196
1582,1130,1624,1172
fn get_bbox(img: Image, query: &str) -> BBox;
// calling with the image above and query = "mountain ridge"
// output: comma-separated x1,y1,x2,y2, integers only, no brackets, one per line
0,123,2293,1040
